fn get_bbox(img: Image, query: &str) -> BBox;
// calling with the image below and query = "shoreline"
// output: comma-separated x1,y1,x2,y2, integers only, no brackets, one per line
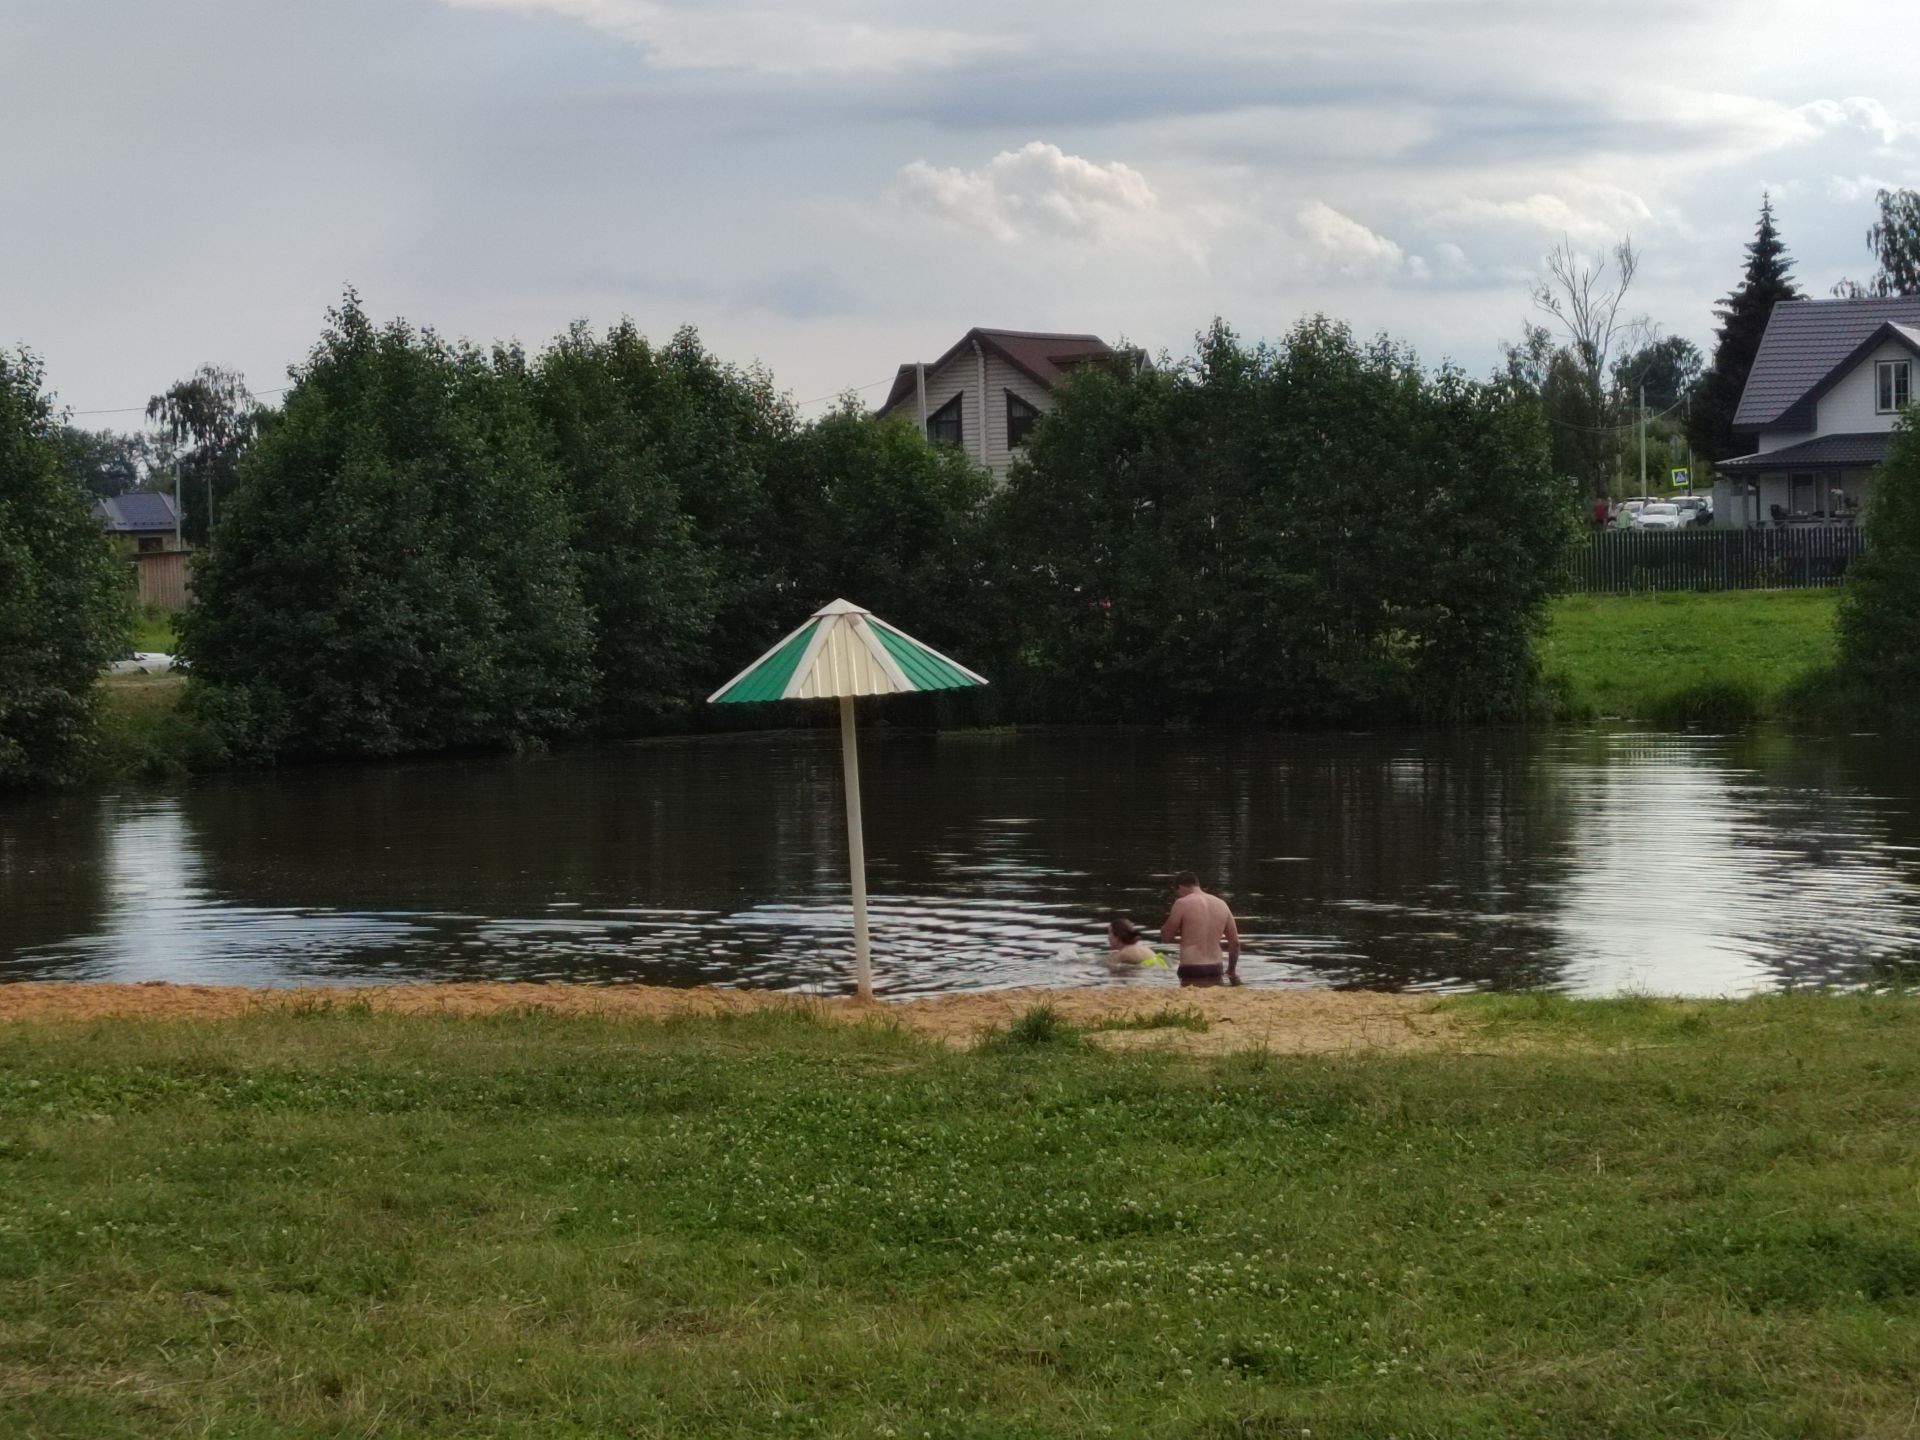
0,979,1466,1055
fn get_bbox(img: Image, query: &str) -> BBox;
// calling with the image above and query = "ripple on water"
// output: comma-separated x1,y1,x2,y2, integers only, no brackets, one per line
6,728,1920,995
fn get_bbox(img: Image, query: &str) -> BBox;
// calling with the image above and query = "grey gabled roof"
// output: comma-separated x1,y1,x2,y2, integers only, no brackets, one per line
1734,297,1920,433
877,328,1121,415
94,491,179,532
1717,432,1894,470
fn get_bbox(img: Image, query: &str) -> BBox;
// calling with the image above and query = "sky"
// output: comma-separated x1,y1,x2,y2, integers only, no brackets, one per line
3,0,1917,425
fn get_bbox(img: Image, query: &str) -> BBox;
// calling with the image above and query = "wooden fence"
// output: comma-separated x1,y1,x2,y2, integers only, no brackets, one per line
1564,526,1867,594
132,550,191,610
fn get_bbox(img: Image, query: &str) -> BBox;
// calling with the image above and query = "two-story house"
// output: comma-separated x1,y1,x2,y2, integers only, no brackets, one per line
94,491,183,554
876,328,1128,481
1716,296,1920,524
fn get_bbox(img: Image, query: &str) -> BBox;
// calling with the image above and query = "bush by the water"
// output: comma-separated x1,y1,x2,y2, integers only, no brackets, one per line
172,303,1573,765
1839,408,1920,713
182,296,595,758
994,319,1575,723
0,350,129,786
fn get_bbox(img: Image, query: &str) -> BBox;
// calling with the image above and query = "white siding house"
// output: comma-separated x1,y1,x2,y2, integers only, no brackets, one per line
876,328,1129,481
1716,298,1920,525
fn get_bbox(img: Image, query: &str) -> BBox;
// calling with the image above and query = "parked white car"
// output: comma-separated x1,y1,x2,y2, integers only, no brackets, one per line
1633,503,1684,531
107,652,175,676
1611,499,1648,529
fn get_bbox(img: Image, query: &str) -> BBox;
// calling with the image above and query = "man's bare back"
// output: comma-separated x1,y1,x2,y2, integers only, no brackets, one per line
1160,873,1240,981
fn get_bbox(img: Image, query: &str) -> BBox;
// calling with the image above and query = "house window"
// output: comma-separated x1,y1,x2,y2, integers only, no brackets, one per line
137,536,163,554
927,394,963,447
1878,359,1912,414
1790,472,1816,515
1006,392,1041,449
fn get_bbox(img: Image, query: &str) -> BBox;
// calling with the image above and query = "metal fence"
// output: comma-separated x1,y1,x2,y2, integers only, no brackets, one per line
1564,525,1867,594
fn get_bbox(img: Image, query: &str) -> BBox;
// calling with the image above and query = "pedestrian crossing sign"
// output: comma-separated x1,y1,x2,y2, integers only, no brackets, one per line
1671,468,1690,489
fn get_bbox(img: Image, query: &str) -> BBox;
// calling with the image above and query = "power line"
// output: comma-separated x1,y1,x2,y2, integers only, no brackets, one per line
69,386,290,420
791,375,896,410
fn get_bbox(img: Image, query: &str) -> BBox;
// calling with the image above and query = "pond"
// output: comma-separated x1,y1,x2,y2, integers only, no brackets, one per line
4,728,1919,996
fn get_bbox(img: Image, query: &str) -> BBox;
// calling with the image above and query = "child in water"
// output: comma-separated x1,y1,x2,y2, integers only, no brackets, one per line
1106,914,1169,969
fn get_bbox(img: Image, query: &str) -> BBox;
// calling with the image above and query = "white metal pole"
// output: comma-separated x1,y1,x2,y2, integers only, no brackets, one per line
1639,380,1647,496
838,694,873,1000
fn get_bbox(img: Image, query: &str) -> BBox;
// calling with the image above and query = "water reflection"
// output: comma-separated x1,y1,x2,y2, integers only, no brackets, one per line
3,728,1919,996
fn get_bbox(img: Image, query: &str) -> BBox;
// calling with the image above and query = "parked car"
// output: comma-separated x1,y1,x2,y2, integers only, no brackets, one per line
1632,503,1684,531
1673,496,1713,525
107,652,175,676
1611,499,1648,530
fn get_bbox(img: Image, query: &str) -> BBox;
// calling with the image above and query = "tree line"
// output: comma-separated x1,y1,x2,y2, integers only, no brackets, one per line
3,296,1575,782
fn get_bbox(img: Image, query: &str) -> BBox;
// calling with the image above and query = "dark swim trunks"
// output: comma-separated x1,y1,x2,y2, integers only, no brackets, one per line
1177,963,1226,985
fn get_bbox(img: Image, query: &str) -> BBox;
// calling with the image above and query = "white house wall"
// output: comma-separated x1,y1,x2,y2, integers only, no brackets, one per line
918,359,980,464
982,353,1054,476
915,351,1056,480
1817,338,1914,437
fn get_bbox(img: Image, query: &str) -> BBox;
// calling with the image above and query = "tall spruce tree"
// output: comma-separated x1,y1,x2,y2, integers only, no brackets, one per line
1690,195,1801,463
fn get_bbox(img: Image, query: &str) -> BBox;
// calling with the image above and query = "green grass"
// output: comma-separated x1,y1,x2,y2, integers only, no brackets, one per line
91,675,197,783
1544,590,1841,726
3,994,1917,1437
129,606,179,654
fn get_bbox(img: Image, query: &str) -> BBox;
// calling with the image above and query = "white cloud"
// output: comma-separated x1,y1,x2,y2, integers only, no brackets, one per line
1797,96,1913,148
893,142,1187,253
440,0,996,74
1827,173,1904,203
1436,186,1656,245
1295,202,1408,274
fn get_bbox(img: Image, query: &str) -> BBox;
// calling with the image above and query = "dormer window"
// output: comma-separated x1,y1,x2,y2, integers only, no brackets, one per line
927,394,963,447
1878,359,1912,414
1006,392,1041,449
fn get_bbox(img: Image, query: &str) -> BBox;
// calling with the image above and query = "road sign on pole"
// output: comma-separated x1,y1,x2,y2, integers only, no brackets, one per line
1671,468,1690,490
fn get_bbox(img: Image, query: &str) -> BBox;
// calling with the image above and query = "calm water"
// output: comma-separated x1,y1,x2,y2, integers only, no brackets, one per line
4,728,1919,997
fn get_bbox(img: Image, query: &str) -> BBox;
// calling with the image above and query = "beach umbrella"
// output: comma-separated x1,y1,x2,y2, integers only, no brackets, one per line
708,599,988,1000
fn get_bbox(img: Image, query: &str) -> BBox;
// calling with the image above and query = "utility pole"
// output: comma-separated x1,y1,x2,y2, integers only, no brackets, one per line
1638,380,1648,496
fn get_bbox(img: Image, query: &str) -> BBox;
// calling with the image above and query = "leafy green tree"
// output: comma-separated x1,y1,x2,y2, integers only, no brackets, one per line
56,427,167,501
649,328,802,672
1837,410,1920,706
181,294,593,759
146,365,265,545
0,350,130,786
776,403,992,657
530,321,718,730
1504,322,1613,492
1834,188,1920,299
1611,334,1703,413
1528,237,1642,497
994,317,1568,724
1691,195,1801,463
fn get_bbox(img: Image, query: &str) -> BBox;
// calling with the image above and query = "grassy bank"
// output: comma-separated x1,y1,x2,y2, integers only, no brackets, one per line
1544,590,1840,726
3,993,1916,1436
65,589,1849,787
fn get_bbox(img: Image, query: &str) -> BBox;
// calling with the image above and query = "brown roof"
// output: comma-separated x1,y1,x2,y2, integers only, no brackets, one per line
877,328,1120,415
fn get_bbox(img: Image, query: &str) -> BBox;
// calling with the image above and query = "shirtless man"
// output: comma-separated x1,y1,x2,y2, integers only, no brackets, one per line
1160,871,1240,985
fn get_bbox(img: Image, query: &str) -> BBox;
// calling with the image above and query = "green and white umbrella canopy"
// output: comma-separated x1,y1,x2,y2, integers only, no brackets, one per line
707,598,987,705
709,600,988,999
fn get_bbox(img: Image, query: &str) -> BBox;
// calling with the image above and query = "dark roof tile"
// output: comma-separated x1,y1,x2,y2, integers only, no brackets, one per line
1717,432,1893,469
95,492,180,532
1734,296,1920,431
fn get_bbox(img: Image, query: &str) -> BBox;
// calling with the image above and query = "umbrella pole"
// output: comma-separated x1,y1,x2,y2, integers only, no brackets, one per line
838,694,873,1000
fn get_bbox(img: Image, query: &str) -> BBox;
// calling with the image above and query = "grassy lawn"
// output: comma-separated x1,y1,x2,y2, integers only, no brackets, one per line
3,994,1916,1437
1543,590,1840,725
129,607,179,654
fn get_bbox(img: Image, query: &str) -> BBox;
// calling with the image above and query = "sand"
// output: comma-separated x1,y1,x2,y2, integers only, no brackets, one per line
0,981,1469,1056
